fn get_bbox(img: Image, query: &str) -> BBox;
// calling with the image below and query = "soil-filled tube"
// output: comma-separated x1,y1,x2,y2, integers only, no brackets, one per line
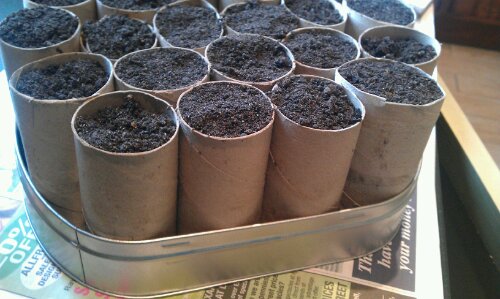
283,27,360,79
262,75,365,221
23,0,97,22
0,7,81,79
95,0,171,24
343,0,416,39
153,0,223,55
219,0,280,11
72,91,179,240
177,81,275,233
81,15,158,64
206,34,295,92
114,47,210,106
284,0,348,31
9,52,114,212
335,58,445,205
358,25,442,76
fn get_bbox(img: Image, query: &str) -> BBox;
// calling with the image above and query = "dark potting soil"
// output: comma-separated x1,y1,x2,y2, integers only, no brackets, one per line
179,82,273,138
224,2,300,39
16,60,108,100
361,36,437,64
115,48,208,90
83,15,156,60
155,5,222,49
285,0,343,25
338,60,443,105
75,94,176,153
207,34,293,82
284,30,357,69
0,7,78,48
99,0,175,10
347,0,414,25
270,76,361,130
31,0,86,6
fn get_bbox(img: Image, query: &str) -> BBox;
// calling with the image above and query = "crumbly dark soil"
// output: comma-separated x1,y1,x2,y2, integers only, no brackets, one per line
99,0,175,10
31,0,85,5
224,2,300,39
361,36,437,64
16,60,108,100
83,15,155,60
75,94,176,153
270,76,361,130
284,30,357,69
207,35,293,82
347,0,414,25
0,7,78,48
179,82,273,138
155,5,222,49
115,48,208,90
285,0,343,25
338,60,443,105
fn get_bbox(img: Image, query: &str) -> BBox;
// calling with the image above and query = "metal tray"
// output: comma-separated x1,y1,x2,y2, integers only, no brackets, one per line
17,132,415,298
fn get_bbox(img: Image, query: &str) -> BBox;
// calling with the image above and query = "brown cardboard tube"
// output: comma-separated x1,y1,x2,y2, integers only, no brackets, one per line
9,53,114,212
96,0,160,24
205,34,296,92
81,16,158,63
335,58,445,205
153,0,223,55
284,0,348,31
358,25,442,75
343,0,416,39
282,27,360,79
71,91,179,240
177,81,275,234
23,0,97,22
52,204,87,230
114,47,210,106
0,9,81,79
261,75,365,221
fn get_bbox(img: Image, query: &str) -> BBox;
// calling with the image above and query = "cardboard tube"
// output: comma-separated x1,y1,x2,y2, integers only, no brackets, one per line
23,0,97,21
283,27,360,79
96,0,162,24
52,205,87,230
343,0,416,39
219,0,280,11
9,53,115,211
72,91,179,240
81,16,158,63
262,75,365,221
358,25,442,75
177,81,275,234
335,58,445,205
0,9,81,79
153,0,223,55
114,47,210,106
284,0,348,32
205,34,296,92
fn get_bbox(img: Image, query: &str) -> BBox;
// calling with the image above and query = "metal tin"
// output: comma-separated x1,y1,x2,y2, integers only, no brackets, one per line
17,132,416,298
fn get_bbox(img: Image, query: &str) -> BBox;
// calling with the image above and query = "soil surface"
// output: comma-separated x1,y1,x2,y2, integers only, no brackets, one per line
32,0,86,5
99,0,175,10
361,36,437,64
284,30,357,69
285,0,343,25
75,94,176,153
207,34,293,82
179,82,273,138
16,59,108,100
224,2,300,39
270,76,361,130
338,60,443,105
155,5,222,49
0,7,78,48
115,48,208,90
347,0,414,25
83,15,156,60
